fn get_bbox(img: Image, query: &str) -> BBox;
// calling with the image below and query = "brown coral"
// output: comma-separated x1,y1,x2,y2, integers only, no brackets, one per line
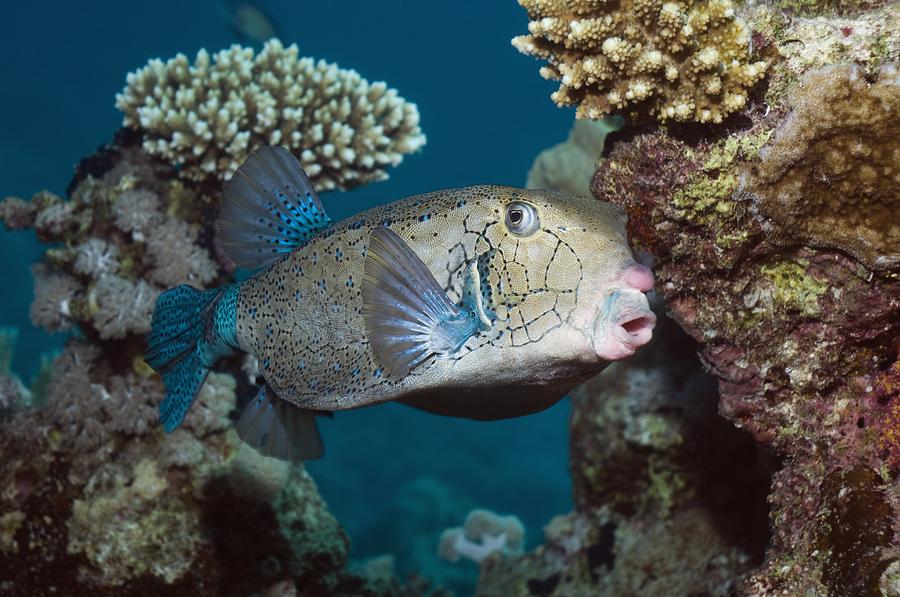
512,0,767,123
749,63,900,271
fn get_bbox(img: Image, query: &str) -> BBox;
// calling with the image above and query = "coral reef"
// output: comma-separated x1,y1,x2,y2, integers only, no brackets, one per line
526,118,618,197
512,0,767,122
1,136,222,344
116,39,426,189
582,0,900,591
0,338,374,595
476,316,769,595
0,37,430,591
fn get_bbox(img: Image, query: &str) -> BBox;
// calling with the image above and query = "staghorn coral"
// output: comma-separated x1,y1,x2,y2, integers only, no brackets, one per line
512,0,767,123
116,39,426,188
749,63,899,271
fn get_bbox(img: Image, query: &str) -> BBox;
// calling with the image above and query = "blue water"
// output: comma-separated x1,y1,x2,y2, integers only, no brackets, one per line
1,1,574,588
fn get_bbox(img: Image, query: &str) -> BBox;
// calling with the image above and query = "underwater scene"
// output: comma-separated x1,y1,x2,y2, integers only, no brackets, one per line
0,0,898,595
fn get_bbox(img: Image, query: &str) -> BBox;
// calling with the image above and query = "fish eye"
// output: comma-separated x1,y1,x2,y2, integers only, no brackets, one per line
504,201,539,237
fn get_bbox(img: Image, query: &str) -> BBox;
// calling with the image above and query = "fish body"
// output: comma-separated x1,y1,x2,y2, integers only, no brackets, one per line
220,0,280,44
146,147,656,461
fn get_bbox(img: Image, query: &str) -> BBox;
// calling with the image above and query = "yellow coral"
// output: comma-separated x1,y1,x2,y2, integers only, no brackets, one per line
116,39,426,190
513,0,767,123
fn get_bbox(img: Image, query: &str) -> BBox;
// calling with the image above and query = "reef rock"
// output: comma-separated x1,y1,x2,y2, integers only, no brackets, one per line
587,2,900,594
0,340,367,595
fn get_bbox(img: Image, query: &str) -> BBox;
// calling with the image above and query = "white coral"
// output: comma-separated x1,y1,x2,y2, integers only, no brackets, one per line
144,217,218,287
438,509,525,565
116,39,426,190
73,238,120,278
90,275,160,339
29,264,81,332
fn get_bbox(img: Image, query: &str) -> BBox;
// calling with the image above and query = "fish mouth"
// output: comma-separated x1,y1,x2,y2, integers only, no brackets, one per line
591,290,657,361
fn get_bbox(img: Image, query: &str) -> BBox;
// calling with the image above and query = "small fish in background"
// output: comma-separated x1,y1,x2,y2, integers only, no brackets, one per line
219,0,281,44
145,146,657,462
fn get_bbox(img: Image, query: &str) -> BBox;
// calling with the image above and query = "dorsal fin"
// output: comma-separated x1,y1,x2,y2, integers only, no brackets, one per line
217,146,331,270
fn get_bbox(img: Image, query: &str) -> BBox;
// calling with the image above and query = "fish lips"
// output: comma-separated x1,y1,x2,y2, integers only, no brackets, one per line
590,289,657,361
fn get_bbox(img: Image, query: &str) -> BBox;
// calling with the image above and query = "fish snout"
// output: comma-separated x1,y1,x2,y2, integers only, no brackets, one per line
611,309,657,350
591,289,657,361
621,263,655,292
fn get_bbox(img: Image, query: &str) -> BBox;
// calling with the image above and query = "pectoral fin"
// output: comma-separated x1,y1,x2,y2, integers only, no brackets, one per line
361,227,481,379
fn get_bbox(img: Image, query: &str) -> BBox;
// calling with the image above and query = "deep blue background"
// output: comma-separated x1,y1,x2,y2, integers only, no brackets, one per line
0,1,575,588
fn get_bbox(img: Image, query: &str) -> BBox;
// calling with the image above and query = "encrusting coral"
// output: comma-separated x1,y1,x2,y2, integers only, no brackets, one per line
116,39,426,188
748,63,899,271
476,316,768,596
507,0,900,592
512,0,767,123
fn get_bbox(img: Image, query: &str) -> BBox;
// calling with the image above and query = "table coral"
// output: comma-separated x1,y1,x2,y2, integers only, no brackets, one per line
512,0,767,123
116,39,426,189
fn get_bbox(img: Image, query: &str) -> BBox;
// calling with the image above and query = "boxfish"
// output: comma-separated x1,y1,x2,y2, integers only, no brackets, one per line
145,146,656,461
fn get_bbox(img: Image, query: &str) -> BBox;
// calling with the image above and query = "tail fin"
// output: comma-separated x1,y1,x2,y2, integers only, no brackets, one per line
145,285,231,432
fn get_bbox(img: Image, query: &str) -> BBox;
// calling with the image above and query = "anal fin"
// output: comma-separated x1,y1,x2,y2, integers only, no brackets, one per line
235,385,325,462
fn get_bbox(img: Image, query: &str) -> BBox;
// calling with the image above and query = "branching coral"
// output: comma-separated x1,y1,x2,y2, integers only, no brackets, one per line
512,0,767,123
749,63,899,271
116,39,426,188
